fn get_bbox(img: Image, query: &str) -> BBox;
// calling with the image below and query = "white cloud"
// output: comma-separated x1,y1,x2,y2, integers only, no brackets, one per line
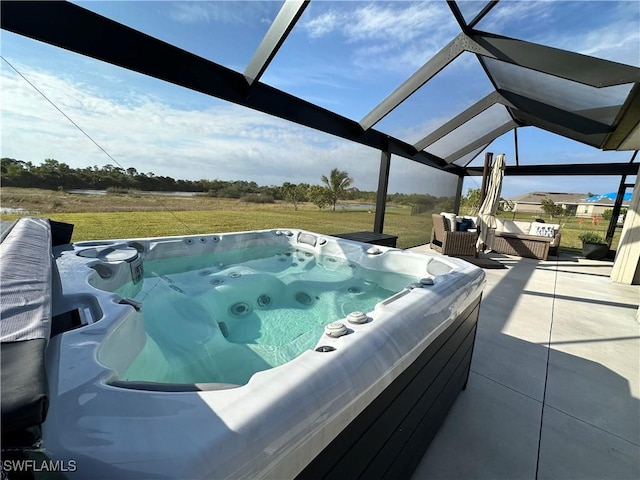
303,2,451,44
346,3,450,44
301,2,457,73
304,10,340,38
478,0,555,30
552,19,640,66
167,1,270,25
0,64,389,190
478,1,639,67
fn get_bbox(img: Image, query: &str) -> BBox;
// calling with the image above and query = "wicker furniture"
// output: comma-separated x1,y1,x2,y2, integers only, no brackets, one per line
492,219,561,260
493,235,551,260
430,214,478,256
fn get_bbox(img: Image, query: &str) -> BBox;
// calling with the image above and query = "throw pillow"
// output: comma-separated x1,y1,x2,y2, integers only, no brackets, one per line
458,218,473,231
459,216,476,228
529,223,557,238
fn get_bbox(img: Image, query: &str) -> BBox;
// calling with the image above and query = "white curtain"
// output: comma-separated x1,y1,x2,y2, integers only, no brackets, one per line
476,154,506,251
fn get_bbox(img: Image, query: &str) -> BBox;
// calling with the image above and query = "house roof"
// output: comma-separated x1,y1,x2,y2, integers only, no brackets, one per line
509,191,630,207
576,198,629,207
508,192,589,205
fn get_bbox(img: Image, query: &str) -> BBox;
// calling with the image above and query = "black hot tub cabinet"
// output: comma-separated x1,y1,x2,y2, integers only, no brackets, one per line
297,294,480,479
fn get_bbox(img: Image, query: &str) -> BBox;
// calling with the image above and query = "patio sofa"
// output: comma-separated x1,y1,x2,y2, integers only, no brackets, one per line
492,219,561,260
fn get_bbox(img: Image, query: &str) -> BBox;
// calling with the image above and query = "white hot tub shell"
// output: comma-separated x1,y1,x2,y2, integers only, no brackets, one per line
6,225,485,479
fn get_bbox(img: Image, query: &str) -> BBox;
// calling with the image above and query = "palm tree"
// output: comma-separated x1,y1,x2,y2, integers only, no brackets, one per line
321,168,353,211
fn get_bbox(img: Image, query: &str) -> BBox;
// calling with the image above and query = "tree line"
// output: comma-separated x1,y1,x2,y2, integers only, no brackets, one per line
2,157,222,193
1,157,454,211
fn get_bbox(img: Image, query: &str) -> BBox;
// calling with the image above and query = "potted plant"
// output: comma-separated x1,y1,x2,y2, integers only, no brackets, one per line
578,232,608,260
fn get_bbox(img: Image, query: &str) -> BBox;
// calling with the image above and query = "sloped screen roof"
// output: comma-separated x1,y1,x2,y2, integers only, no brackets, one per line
1,0,638,177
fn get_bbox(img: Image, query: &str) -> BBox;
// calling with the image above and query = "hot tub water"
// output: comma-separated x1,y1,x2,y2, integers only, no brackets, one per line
120,245,416,385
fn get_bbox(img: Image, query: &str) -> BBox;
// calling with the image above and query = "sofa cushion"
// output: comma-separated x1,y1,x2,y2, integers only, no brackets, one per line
529,223,559,238
513,221,532,233
497,219,531,234
440,212,457,232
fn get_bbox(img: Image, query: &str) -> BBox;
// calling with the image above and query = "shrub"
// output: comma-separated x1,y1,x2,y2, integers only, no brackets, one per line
281,182,308,210
307,185,332,210
460,188,481,215
603,208,628,222
578,232,605,244
540,198,565,219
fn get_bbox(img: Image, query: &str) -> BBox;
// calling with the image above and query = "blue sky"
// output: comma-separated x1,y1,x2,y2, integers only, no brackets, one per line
1,1,638,198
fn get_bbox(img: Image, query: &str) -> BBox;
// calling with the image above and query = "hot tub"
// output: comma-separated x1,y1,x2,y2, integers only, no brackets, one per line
42,228,485,479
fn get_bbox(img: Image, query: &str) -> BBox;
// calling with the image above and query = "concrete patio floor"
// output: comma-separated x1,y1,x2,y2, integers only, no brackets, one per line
407,247,640,480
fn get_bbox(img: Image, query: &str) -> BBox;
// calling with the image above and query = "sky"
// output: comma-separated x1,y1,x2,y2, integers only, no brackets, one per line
1,0,639,198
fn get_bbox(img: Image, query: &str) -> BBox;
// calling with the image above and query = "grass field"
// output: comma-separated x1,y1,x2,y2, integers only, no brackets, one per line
0,187,621,251
0,188,434,248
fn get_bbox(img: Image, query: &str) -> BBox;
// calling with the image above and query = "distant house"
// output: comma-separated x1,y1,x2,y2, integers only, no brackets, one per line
576,198,629,218
507,191,629,217
508,192,586,215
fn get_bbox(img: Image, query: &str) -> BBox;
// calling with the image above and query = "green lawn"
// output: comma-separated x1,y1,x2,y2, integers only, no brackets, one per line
2,209,435,249
0,188,435,248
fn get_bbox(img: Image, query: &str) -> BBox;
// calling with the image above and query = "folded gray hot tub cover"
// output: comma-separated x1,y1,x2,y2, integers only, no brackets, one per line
1,217,53,435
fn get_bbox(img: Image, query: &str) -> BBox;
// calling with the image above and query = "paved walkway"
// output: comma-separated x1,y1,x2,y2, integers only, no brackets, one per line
407,248,640,479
